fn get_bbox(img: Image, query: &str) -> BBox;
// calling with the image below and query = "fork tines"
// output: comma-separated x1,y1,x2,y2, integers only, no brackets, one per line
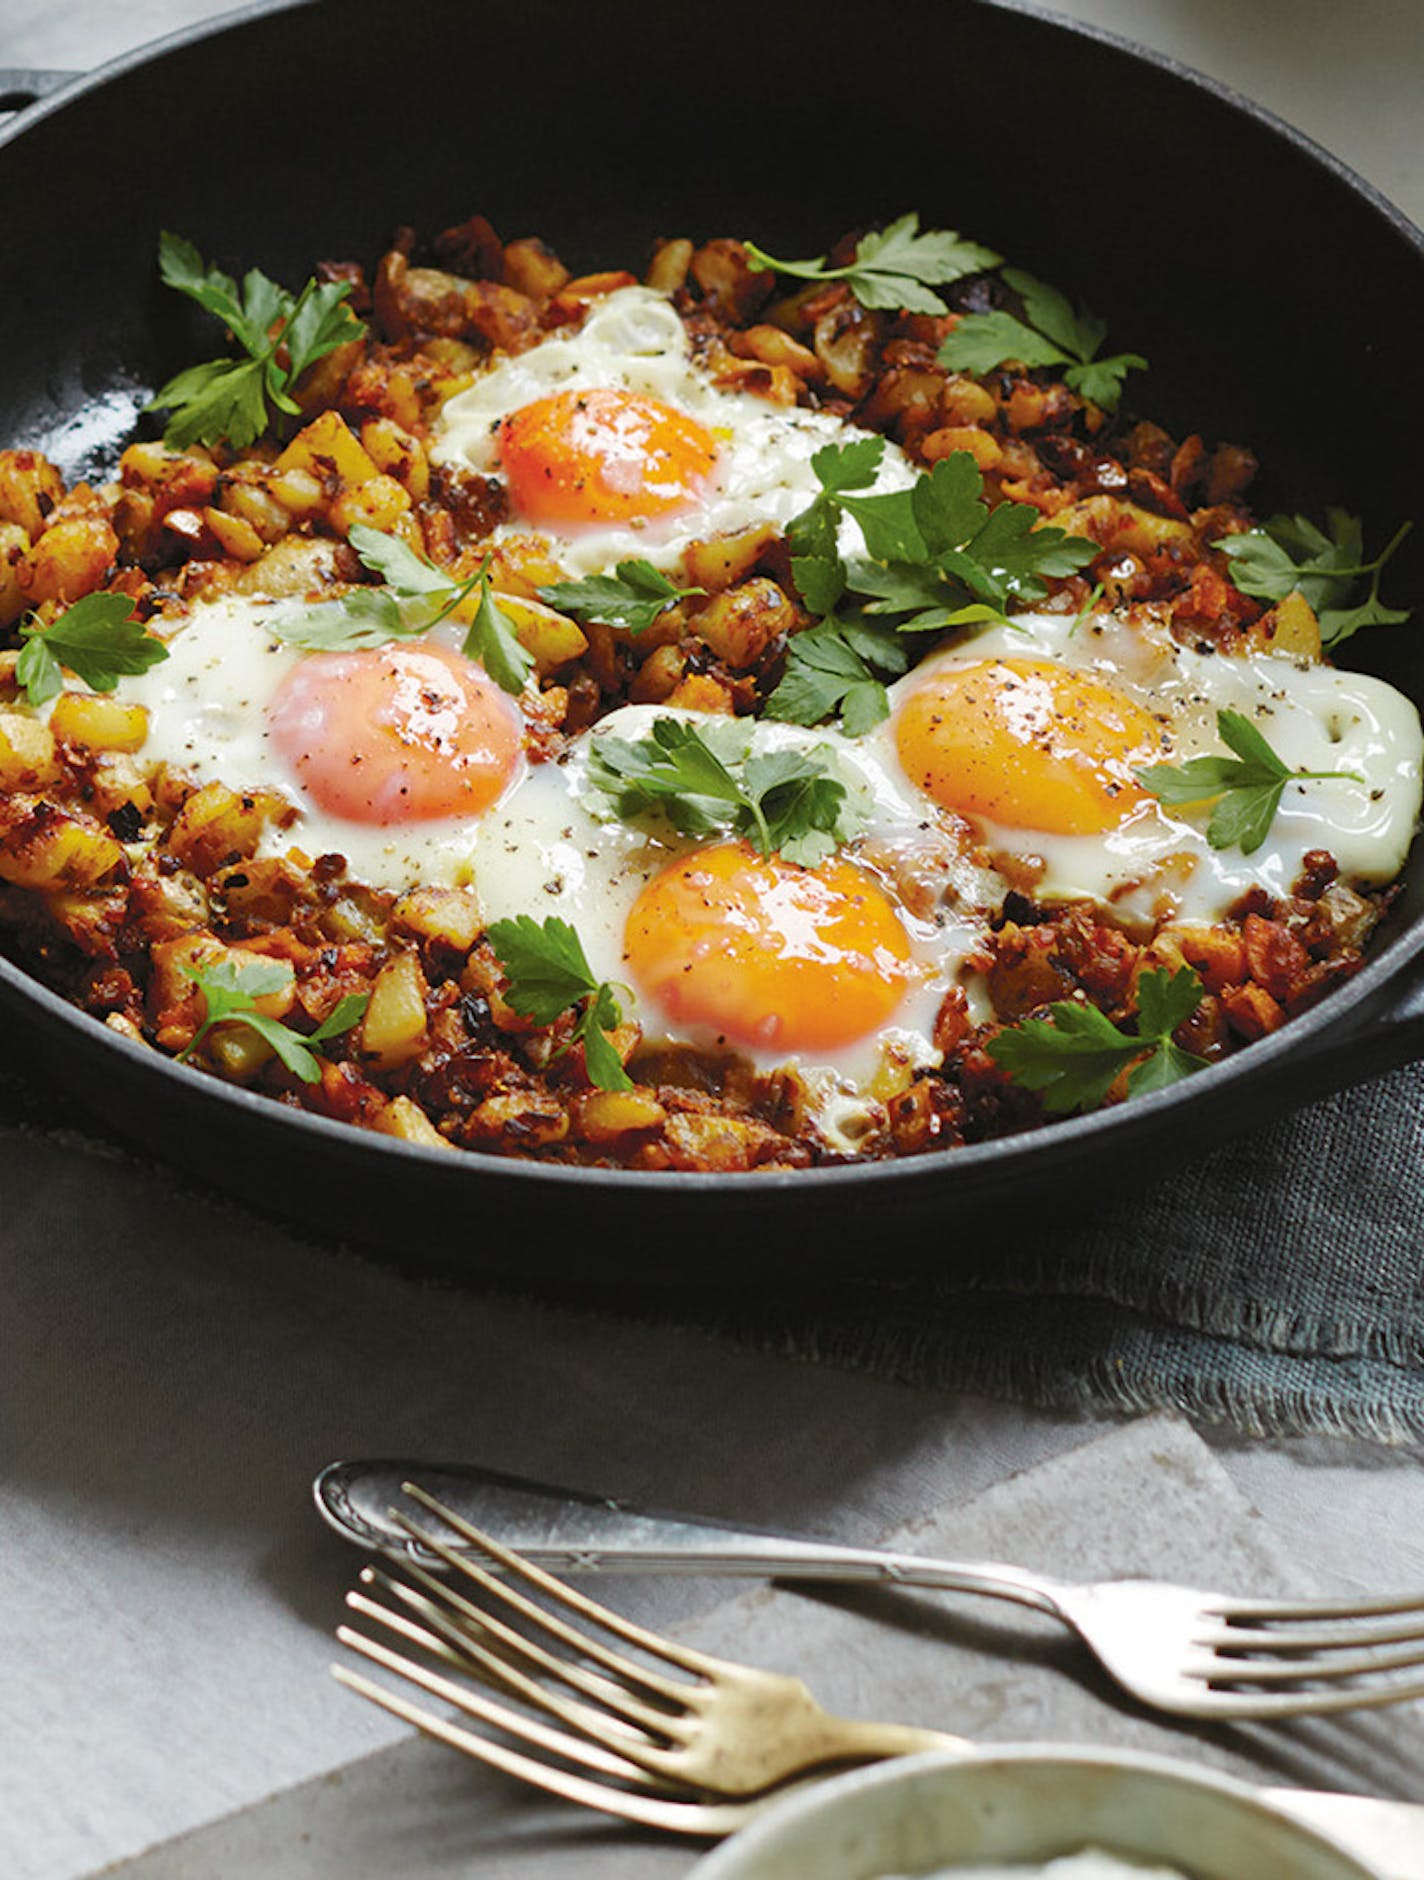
333,1485,754,1832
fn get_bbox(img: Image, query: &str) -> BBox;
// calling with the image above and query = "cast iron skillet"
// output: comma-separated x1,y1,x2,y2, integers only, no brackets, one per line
0,0,1421,1281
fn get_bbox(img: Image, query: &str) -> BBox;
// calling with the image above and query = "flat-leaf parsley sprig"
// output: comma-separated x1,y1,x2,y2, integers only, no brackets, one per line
273,524,534,694
17,592,169,709
147,231,366,451
745,213,1001,316
765,437,1095,732
485,915,633,1093
987,966,1207,1115
587,715,863,867
177,957,367,1084
764,617,910,737
937,267,1147,414
1214,511,1412,650
1137,709,1363,856
539,560,704,634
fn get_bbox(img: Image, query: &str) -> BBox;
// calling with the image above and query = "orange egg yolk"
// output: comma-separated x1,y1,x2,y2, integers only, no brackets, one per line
624,842,914,1054
498,387,718,527
894,657,1164,835
267,643,522,825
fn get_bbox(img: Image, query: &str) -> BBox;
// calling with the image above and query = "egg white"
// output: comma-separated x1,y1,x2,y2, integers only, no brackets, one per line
430,285,918,574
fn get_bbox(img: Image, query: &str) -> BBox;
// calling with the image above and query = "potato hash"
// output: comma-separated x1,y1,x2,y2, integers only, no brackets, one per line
0,213,1415,1172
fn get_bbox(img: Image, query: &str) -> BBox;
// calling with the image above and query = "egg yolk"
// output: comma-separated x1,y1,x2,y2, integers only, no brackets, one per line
267,643,522,825
498,387,718,527
624,841,914,1053
895,657,1164,835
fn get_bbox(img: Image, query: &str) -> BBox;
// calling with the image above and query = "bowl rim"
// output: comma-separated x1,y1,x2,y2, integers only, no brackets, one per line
688,1744,1388,1879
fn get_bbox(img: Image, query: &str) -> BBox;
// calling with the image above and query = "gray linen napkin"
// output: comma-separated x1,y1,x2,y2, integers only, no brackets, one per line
101,1418,1424,1878
3,1042,1422,1444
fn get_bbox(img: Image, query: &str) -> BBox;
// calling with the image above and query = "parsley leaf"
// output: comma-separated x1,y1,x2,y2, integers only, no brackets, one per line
462,562,536,694
272,528,532,692
539,559,704,634
1137,708,1363,854
764,618,909,735
986,966,1207,1115
937,265,1146,415
346,522,453,598
147,231,365,450
1214,513,1411,649
17,593,168,707
484,914,633,1092
785,442,1096,638
745,213,1001,316
587,715,862,866
177,956,367,1084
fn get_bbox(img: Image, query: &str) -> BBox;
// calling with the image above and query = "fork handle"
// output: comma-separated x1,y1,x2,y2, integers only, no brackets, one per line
315,1459,1072,1618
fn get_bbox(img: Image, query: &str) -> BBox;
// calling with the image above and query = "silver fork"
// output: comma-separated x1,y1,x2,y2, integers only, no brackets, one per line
318,1463,1424,1720
334,1485,963,1826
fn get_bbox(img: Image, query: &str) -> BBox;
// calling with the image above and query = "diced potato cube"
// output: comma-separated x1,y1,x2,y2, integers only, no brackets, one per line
216,480,290,545
0,450,65,539
202,506,266,563
18,517,119,606
645,238,692,296
467,1089,569,1146
1250,588,1322,661
274,410,379,489
503,238,570,301
330,473,411,536
391,886,483,952
0,520,30,629
629,643,686,704
374,1095,452,1149
922,426,1002,472
573,1088,666,1142
168,780,282,876
360,419,430,501
0,712,59,788
205,1024,277,1081
484,592,587,671
358,951,429,1069
0,802,124,888
50,693,149,754
691,578,796,669
265,466,327,520
229,535,345,598
681,525,778,595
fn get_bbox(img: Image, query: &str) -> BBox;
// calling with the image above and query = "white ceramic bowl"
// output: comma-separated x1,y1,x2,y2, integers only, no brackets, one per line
688,1748,1387,1880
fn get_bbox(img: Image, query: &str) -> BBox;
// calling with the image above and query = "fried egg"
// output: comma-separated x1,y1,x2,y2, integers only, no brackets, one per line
870,608,1424,925
431,285,917,573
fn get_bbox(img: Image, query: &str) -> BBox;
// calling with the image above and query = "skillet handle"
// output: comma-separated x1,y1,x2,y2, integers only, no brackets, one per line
0,70,81,119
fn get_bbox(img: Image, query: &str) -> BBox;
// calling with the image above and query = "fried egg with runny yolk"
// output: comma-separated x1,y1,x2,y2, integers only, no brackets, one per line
624,842,916,1056
497,387,719,529
431,285,917,574
267,642,522,824
868,608,1423,925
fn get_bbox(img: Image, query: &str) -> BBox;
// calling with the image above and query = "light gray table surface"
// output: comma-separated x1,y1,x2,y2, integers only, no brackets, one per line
2,3,1423,1876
